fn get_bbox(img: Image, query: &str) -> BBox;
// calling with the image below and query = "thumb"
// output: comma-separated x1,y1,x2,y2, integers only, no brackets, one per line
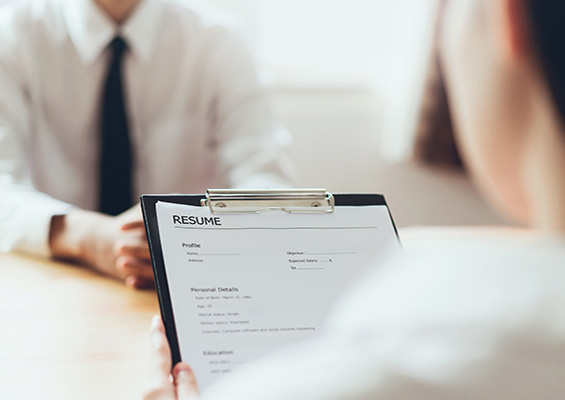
173,363,200,400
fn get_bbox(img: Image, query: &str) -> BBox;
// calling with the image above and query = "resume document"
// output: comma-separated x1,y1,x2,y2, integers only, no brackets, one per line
156,201,398,389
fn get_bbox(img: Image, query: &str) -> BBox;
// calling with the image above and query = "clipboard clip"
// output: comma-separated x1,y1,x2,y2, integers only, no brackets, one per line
201,189,335,214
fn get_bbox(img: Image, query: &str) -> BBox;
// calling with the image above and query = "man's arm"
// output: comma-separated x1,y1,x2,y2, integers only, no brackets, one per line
49,206,155,289
0,41,72,257
0,35,152,288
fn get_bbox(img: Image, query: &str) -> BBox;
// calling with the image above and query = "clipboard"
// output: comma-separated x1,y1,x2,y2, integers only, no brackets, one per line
141,189,399,369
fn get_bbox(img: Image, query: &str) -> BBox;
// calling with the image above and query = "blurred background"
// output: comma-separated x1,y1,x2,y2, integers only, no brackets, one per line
0,0,512,228
206,0,510,228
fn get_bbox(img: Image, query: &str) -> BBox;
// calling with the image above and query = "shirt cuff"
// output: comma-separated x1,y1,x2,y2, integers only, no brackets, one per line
0,199,73,258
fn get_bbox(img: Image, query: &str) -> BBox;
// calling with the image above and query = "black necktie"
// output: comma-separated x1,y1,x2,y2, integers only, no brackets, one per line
99,36,133,216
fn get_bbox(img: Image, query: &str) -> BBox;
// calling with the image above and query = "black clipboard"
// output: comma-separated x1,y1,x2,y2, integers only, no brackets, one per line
141,190,399,365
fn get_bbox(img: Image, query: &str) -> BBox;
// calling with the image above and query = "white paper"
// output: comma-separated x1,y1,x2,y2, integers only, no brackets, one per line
156,201,398,390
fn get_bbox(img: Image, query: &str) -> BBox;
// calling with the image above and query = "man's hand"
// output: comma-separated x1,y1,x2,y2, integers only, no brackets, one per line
115,206,154,288
49,204,154,289
144,316,200,400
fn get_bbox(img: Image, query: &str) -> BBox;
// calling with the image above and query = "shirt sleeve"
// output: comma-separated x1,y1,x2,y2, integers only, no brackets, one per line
207,28,295,189
0,35,72,258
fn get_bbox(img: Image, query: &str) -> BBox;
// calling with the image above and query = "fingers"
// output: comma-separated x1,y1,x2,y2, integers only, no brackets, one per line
117,204,145,232
125,275,155,290
150,316,171,378
113,224,152,289
117,204,145,231
120,203,143,220
144,316,175,400
121,220,146,231
173,364,200,400
145,317,201,400
117,256,154,279
115,235,151,260
116,254,154,289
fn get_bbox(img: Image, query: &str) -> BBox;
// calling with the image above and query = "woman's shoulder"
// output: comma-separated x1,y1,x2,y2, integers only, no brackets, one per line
208,230,565,400
329,228,565,334
399,226,565,268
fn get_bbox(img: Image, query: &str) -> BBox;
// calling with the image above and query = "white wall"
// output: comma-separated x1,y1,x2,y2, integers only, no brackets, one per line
272,89,509,228
209,0,439,161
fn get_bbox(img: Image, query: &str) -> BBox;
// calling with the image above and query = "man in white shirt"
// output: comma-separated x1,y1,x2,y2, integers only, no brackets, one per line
0,0,292,288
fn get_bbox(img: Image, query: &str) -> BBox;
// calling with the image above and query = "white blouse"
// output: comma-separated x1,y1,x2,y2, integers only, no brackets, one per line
205,232,565,399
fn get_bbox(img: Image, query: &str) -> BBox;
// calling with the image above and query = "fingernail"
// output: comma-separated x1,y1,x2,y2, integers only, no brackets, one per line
125,275,138,287
174,364,192,382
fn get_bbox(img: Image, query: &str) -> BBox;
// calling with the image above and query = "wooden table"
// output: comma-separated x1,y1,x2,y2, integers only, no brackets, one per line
0,253,160,400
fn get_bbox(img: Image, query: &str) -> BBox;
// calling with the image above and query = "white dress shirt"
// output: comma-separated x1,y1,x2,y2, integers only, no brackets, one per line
0,0,292,257
205,233,565,399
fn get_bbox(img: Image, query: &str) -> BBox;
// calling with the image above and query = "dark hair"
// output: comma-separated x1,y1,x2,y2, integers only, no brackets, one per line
527,1,565,123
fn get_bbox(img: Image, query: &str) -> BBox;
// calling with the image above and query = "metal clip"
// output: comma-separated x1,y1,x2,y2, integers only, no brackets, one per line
201,189,335,214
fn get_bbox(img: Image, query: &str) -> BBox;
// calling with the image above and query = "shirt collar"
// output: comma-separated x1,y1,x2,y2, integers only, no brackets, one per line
63,0,162,65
